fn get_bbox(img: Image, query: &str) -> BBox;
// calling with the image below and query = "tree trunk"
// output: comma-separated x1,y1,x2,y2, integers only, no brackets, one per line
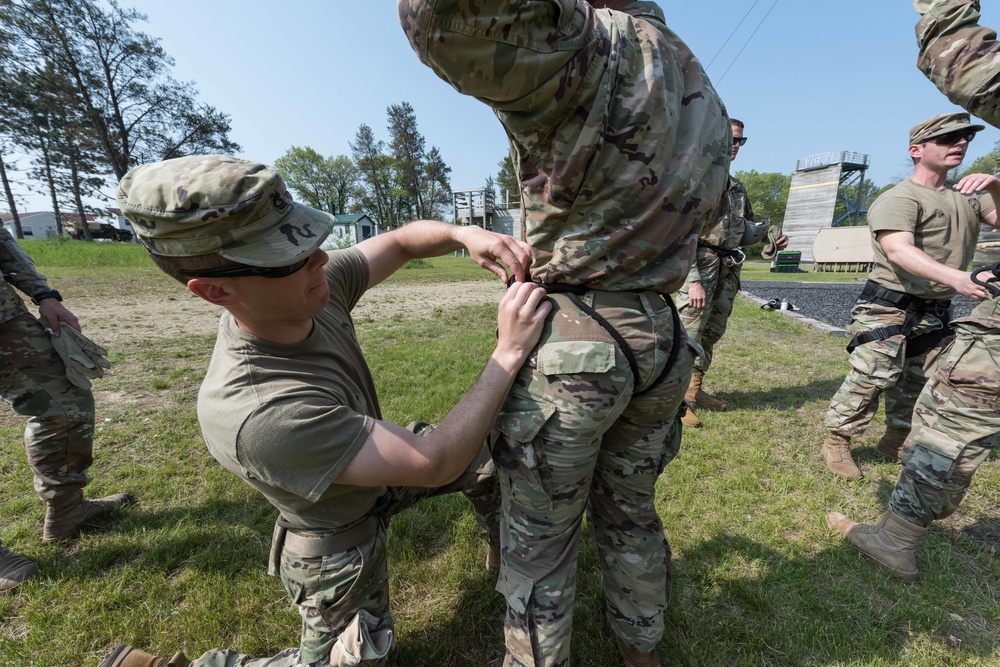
68,153,93,241
39,143,63,236
0,152,24,239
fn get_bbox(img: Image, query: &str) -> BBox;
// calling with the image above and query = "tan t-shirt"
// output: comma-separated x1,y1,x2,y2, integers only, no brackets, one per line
867,178,995,299
198,248,383,531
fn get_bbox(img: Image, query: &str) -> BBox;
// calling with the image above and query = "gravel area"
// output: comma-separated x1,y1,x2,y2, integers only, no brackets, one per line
742,280,977,330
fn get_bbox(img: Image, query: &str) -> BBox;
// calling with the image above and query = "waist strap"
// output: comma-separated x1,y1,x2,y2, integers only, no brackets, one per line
847,281,952,353
272,514,380,561
698,240,745,265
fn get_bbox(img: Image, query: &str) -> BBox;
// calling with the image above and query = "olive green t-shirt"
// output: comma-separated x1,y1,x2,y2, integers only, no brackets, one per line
867,178,995,299
197,248,383,531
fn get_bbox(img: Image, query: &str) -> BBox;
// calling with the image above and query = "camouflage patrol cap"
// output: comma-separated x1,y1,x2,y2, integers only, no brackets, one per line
909,112,985,145
116,155,332,267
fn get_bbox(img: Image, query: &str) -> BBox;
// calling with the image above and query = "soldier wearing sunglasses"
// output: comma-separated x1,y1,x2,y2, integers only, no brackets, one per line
820,112,1000,483
676,118,787,428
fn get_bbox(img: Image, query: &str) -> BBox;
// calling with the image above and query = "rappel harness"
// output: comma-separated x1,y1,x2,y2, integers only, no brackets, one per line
846,280,953,356
514,279,683,398
697,239,746,266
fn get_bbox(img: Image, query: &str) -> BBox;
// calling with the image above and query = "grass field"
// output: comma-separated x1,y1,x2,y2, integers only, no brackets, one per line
0,240,996,666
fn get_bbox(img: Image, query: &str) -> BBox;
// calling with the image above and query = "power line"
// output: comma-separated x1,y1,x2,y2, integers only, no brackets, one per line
705,0,760,71
717,0,780,86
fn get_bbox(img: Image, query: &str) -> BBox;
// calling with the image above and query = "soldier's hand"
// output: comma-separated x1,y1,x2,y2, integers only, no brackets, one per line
495,281,550,367
954,173,1000,195
953,272,988,300
458,226,533,283
775,234,789,251
38,299,81,336
688,281,707,310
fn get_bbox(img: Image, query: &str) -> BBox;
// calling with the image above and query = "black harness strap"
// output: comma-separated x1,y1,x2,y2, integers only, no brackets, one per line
846,281,952,354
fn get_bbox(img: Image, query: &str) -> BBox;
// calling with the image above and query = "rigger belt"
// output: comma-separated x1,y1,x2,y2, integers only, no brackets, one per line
534,282,683,398
846,280,953,355
697,239,745,266
269,514,380,572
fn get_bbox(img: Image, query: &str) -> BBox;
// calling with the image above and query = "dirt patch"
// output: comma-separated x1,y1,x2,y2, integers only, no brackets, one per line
72,280,507,347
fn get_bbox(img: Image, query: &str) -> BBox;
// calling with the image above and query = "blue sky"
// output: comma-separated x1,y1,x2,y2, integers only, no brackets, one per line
13,1,1000,211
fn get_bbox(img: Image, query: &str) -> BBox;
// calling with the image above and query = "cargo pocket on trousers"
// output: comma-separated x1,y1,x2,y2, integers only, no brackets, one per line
328,609,394,666
902,428,963,491
495,566,534,616
496,405,556,512
849,336,903,382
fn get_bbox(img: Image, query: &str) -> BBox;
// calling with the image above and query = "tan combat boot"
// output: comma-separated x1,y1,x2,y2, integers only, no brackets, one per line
825,510,927,582
0,543,38,593
99,644,190,667
689,370,728,411
614,634,660,667
875,426,909,462
42,490,134,542
680,401,701,428
821,433,861,479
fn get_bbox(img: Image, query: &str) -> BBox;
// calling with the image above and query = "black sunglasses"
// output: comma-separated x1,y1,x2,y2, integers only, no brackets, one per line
179,257,310,279
929,129,976,146
733,136,748,147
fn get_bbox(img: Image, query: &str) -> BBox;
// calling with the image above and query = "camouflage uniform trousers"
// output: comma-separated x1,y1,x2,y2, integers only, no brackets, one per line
825,301,951,438
0,313,95,501
890,297,1000,527
675,252,741,373
494,290,692,667
193,428,498,667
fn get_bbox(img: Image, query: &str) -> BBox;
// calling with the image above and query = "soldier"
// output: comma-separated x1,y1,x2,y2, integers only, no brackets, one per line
822,4,1000,581
826,261,1000,580
399,1,731,665
100,154,550,667
0,225,131,594
676,118,788,428
914,0,1000,127
820,112,1000,480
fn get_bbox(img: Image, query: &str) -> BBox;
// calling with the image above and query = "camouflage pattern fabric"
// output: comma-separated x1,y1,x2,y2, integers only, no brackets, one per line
399,1,723,662
890,296,1000,527
192,425,498,667
493,292,691,666
0,227,51,324
915,0,1000,128
398,0,731,294
117,155,331,267
676,177,753,373
0,313,96,500
825,302,950,438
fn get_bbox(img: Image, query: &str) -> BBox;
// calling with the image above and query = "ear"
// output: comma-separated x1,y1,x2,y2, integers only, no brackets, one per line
908,144,923,161
187,278,238,306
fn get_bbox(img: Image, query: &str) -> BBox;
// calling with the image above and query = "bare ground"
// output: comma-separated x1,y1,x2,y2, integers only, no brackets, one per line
72,280,508,347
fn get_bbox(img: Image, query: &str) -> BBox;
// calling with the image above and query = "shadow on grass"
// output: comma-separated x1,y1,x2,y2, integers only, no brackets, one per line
663,531,998,665
725,377,845,411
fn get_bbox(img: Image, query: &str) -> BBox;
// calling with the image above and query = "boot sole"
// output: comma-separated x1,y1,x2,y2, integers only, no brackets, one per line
98,644,131,667
850,546,919,582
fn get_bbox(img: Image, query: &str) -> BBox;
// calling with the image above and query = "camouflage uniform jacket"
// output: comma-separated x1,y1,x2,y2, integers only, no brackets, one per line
0,226,52,325
399,0,731,294
916,0,1000,127
687,176,753,283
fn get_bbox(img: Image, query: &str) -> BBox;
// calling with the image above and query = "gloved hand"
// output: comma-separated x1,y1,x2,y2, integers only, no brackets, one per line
761,225,784,260
42,319,111,389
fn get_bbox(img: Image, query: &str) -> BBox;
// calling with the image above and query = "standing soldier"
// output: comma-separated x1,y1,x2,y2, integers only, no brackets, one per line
399,1,731,665
823,4,1000,581
676,118,787,428
820,112,1000,479
914,0,1000,127
0,225,131,593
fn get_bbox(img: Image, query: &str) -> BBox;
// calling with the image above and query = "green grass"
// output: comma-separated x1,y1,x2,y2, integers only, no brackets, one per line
0,261,997,666
740,261,869,283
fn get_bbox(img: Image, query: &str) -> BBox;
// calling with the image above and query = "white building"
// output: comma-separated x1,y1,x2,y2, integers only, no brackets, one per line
323,214,378,248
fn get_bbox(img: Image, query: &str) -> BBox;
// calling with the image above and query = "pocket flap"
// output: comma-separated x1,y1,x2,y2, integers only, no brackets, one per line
495,566,534,616
536,340,615,375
